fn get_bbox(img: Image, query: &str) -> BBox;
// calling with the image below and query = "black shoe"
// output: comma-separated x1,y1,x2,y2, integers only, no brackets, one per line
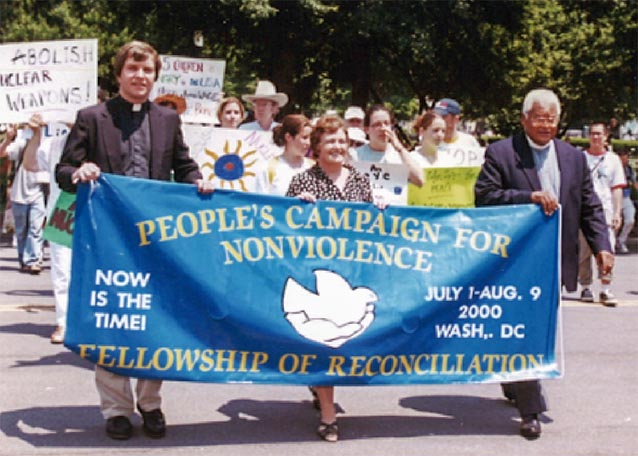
520,414,541,439
106,416,133,440
317,421,339,442
137,404,166,438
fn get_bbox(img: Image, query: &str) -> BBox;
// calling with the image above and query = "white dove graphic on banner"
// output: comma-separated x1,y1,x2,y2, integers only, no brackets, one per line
282,270,377,348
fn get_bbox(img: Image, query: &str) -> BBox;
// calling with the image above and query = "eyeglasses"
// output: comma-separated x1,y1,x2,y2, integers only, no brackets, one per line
529,115,557,126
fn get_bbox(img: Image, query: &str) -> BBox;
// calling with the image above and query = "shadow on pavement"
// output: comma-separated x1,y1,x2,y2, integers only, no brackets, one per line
0,322,55,338
4,289,54,298
10,351,94,371
1,395,525,448
399,394,553,425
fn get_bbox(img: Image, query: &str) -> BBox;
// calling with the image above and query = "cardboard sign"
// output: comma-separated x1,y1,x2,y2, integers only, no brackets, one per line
352,161,408,206
184,126,280,192
151,55,225,124
409,167,481,208
0,39,98,123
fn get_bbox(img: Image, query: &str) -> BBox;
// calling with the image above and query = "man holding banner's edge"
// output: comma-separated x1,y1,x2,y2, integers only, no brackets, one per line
55,40,214,441
475,88,613,439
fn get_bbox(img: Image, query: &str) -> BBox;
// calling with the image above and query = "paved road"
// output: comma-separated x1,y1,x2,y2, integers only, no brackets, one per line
1,236,636,456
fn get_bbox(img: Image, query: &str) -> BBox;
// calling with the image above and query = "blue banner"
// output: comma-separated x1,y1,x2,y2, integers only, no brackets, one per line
66,174,561,385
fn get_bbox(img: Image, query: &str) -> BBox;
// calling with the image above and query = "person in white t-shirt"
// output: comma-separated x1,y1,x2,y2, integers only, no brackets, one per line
353,105,423,186
433,98,484,166
267,114,314,195
0,114,47,275
578,122,626,306
410,111,454,168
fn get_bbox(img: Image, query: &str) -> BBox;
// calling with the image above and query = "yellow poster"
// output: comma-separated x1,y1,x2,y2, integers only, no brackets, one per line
408,167,481,208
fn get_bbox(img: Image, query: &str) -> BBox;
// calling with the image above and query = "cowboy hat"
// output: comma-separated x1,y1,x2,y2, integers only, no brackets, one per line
242,80,288,107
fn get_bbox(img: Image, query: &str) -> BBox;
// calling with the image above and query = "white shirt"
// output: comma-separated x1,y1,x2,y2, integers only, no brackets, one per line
410,147,459,168
6,129,48,204
438,131,485,167
583,150,626,224
266,156,315,196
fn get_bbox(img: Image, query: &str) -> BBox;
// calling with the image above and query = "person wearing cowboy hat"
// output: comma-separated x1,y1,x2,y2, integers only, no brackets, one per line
239,80,289,132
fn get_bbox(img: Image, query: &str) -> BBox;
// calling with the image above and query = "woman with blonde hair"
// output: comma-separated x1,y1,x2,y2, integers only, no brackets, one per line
216,97,245,129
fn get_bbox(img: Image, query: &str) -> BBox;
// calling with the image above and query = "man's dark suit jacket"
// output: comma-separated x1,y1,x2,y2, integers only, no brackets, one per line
474,132,610,292
56,96,201,192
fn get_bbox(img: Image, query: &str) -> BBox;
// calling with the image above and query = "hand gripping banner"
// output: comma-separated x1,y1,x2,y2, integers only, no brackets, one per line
66,174,561,385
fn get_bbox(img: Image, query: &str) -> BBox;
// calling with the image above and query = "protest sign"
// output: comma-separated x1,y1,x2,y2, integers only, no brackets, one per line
43,191,75,248
0,39,98,124
184,126,280,193
66,174,561,385
408,167,481,208
438,145,485,167
151,55,225,124
352,161,408,206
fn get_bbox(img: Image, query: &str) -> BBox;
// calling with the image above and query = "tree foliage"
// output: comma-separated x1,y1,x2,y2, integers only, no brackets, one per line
0,0,635,134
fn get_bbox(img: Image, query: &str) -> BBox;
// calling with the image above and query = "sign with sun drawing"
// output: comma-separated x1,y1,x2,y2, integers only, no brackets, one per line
186,127,279,193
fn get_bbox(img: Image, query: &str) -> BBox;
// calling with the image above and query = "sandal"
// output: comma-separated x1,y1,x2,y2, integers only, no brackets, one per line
317,421,339,442
308,386,321,410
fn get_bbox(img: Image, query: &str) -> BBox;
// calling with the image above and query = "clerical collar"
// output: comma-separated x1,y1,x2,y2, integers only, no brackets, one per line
115,95,149,113
525,135,552,151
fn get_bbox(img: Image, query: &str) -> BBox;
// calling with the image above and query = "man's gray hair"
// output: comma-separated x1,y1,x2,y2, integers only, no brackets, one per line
522,89,561,118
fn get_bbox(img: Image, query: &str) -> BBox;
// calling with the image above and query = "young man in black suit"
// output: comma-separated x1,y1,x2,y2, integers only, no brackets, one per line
56,40,213,440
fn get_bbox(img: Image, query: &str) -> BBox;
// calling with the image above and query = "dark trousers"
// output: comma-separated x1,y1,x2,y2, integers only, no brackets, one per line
501,380,547,417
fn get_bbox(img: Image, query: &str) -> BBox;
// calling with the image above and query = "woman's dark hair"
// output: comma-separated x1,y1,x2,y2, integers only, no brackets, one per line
413,110,444,133
364,104,394,127
273,114,311,146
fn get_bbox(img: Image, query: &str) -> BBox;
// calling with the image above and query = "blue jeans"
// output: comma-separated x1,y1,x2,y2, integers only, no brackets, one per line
11,195,46,267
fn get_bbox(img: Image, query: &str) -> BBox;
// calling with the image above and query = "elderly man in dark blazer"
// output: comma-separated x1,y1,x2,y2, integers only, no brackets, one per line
474,88,613,439
56,41,213,441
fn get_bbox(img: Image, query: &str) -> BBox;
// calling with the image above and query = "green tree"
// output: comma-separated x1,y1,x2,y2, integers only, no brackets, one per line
0,0,134,92
491,0,637,134
0,0,635,133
